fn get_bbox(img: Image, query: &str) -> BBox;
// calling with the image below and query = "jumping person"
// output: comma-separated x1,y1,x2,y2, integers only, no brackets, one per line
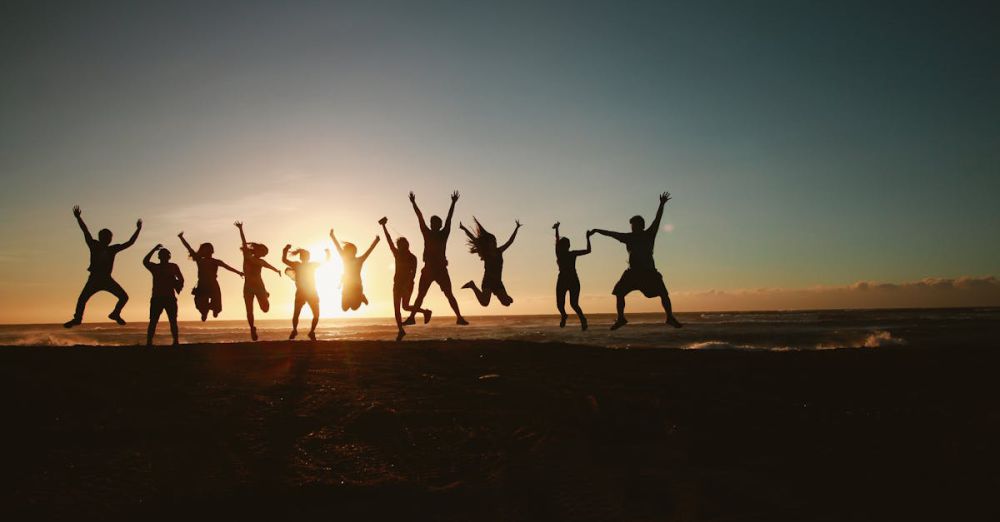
379,217,431,341
64,205,142,328
591,192,682,330
142,244,183,346
283,244,329,340
459,218,521,307
553,222,593,330
404,191,468,325
235,221,281,341
329,228,379,311
178,232,244,321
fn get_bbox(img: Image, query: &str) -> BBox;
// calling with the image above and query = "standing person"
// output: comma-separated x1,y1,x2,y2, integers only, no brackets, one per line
591,192,683,330
379,217,431,341
142,244,183,346
64,205,142,328
177,232,244,321
553,222,593,330
329,228,379,311
283,244,329,341
404,191,468,325
459,219,521,307
235,221,281,341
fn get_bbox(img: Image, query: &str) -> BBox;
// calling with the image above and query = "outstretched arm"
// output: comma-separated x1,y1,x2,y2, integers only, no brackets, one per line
458,221,476,242
328,229,343,255
281,244,294,267
73,206,93,243
177,232,198,259
258,258,281,275
143,244,161,269
361,236,380,261
217,260,244,278
379,218,398,256
119,219,142,250
444,190,459,233
409,192,428,233
499,220,522,253
649,191,671,236
573,231,594,256
592,229,629,243
235,221,248,248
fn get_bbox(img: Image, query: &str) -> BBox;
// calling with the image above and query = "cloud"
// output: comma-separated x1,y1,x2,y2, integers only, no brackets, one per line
675,276,1000,311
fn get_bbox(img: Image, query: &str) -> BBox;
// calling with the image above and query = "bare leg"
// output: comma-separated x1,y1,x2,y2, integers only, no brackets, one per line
308,297,320,339
400,285,431,324
569,283,587,330
147,300,162,346
556,284,568,327
463,280,491,306
166,300,179,344
611,294,628,330
244,293,257,340
106,278,129,323
290,295,304,339
661,292,683,328
406,271,433,324
437,274,466,324
67,278,101,326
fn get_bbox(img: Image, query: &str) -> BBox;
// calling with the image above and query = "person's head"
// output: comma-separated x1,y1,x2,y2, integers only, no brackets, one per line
466,218,498,259
343,242,358,257
157,248,171,262
430,215,443,231
294,248,311,262
629,215,645,233
97,228,113,245
197,243,214,258
396,237,410,253
557,237,570,254
248,242,269,258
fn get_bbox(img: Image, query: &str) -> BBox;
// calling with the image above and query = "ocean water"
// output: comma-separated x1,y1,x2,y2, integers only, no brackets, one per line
2,308,997,350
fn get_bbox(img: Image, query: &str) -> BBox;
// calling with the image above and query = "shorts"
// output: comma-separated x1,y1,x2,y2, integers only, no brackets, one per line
612,268,668,298
243,282,269,302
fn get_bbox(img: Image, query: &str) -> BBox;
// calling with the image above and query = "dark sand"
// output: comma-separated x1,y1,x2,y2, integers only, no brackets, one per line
1,341,997,521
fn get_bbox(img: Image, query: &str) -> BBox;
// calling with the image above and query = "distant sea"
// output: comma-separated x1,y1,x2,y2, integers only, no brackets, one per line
2,308,997,350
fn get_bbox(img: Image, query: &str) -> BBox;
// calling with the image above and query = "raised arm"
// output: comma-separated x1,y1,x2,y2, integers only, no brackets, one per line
73,206,93,243
143,244,161,269
458,221,476,242
328,229,343,255
499,220,522,253
573,231,594,256
282,244,294,267
235,221,248,248
361,235,380,261
444,190,459,233
177,232,198,259
592,229,629,243
217,259,244,278
553,222,561,242
649,191,671,235
409,191,428,232
379,218,397,256
119,219,142,250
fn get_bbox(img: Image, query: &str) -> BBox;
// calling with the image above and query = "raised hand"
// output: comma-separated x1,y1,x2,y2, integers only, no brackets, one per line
552,222,560,230
284,244,292,251
234,221,243,228
586,229,596,237
515,219,522,228
73,205,82,218
409,191,416,203
660,191,672,204
451,190,460,203
329,228,335,239
153,243,163,250
136,219,143,229
378,216,388,226
178,231,184,238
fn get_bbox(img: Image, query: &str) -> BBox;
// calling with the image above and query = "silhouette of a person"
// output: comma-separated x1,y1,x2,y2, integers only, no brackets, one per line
553,222,593,330
404,191,468,325
64,206,142,328
592,192,682,330
283,245,329,340
380,217,432,341
235,222,281,341
143,244,183,346
177,232,243,321
459,219,521,307
329,228,379,311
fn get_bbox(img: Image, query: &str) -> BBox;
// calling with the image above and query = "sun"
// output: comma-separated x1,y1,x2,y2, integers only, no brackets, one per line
305,242,345,318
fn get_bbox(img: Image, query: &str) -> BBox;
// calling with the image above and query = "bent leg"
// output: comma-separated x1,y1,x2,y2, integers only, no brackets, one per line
72,279,102,321
407,271,433,322
107,278,129,317
437,272,465,320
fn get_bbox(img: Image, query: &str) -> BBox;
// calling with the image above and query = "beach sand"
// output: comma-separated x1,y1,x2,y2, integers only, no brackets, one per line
1,341,996,520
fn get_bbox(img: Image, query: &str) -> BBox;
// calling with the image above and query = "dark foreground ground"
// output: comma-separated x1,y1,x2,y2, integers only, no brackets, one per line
1,341,998,521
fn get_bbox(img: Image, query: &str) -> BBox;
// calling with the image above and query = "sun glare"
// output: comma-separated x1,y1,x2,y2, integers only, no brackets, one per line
307,242,345,318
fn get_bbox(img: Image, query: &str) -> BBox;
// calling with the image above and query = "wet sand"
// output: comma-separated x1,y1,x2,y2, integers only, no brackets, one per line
1,341,997,520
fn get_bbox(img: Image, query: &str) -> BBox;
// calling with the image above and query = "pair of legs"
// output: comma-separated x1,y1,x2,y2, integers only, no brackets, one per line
556,273,587,330
66,275,129,327
341,283,368,311
611,269,682,330
147,297,178,346
194,281,222,321
407,266,467,325
244,284,270,341
291,291,319,340
393,281,431,340
463,277,513,307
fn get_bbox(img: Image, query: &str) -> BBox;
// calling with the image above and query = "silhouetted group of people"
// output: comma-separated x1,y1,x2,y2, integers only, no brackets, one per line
65,191,681,345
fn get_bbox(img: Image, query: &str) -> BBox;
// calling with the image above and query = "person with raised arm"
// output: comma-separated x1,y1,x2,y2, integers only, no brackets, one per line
330,228,380,312
404,191,468,325
235,221,281,341
553,222,594,330
143,244,183,346
591,192,683,330
177,232,243,321
283,244,329,341
379,217,432,341
459,219,521,307
64,205,142,328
